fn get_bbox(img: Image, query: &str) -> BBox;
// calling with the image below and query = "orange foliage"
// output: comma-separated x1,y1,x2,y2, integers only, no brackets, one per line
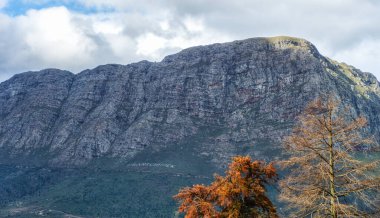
174,184,218,218
173,156,278,218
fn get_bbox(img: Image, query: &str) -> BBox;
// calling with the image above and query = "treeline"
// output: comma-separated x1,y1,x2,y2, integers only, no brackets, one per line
0,167,61,205
174,96,380,217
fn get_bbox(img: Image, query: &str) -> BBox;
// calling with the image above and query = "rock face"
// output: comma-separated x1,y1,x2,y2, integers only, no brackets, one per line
1,36,380,167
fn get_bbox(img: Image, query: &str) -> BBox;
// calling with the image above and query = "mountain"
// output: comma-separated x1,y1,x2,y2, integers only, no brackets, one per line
0,36,379,217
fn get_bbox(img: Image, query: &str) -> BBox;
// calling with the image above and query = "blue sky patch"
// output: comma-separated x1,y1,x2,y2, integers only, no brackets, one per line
2,0,105,16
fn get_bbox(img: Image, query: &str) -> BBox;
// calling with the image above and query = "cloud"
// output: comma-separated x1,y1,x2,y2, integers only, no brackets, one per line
0,0,379,82
0,3,228,80
333,39,380,74
0,7,145,76
0,7,97,74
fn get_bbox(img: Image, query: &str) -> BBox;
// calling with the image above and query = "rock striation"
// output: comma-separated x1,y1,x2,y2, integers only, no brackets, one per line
0,36,379,167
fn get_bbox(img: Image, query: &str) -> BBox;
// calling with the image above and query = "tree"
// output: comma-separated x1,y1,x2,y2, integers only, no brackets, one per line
173,184,218,218
174,156,278,218
279,96,380,217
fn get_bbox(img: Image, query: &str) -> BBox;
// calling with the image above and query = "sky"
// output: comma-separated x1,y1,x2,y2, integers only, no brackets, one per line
0,0,379,82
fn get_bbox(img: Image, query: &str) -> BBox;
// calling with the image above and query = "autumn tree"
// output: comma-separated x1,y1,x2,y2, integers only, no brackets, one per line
279,96,380,217
174,156,278,218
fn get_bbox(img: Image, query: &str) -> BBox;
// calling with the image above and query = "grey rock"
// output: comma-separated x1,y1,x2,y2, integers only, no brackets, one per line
0,36,379,167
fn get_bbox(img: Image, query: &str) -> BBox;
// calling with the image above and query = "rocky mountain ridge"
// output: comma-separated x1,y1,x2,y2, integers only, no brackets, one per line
0,36,379,168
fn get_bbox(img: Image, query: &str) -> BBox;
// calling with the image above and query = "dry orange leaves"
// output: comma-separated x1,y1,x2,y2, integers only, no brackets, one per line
174,156,278,218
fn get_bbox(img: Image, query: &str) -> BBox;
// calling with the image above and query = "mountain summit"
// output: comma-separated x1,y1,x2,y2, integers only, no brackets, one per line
0,36,379,217
1,36,379,166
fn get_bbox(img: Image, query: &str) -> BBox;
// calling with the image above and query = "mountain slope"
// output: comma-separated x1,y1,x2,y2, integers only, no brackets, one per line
0,36,379,217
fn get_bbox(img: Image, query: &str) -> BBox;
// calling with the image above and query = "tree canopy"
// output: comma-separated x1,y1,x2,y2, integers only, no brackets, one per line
174,156,278,218
279,96,380,217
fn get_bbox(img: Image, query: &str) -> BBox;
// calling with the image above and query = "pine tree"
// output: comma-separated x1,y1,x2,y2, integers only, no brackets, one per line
279,96,380,217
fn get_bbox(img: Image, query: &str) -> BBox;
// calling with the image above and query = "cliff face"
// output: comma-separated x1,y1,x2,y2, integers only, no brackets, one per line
0,36,379,167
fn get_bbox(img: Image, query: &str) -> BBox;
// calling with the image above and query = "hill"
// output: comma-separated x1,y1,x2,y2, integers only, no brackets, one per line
0,36,379,217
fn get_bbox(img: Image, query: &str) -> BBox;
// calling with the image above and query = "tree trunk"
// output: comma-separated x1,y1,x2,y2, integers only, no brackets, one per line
328,111,337,218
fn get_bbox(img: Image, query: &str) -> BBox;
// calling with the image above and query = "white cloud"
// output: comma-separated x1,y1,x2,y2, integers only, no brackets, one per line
136,33,167,59
332,39,380,75
135,17,228,60
20,7,95,65
183,17,204,33
0,0,380,81
0,7,98,74
93,21,123,35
